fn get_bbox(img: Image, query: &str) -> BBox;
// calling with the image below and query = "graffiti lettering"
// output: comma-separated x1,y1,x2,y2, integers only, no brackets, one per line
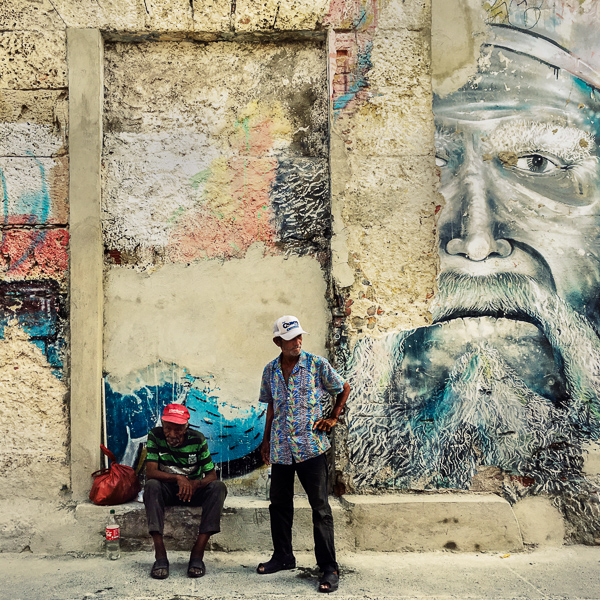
484,0,542,28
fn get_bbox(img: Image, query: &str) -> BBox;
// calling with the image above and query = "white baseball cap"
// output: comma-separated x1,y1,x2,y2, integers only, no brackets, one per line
273,315,308,340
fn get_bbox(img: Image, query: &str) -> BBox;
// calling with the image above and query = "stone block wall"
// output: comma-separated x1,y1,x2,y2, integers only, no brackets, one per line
4,0,600,553
0,0,71,552
0,0,438,552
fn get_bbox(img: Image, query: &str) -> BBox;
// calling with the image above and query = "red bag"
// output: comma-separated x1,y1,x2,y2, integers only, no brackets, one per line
89,445,141,505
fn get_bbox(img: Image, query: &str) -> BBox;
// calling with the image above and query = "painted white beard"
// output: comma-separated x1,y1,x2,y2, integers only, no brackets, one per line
347,271,600,489
432,271,600,421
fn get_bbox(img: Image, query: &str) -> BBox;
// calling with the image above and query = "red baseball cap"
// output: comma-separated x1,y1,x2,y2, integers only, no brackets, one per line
161,403,190,424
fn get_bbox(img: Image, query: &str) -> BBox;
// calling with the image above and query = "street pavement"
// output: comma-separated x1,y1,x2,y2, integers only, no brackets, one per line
1,547,599,600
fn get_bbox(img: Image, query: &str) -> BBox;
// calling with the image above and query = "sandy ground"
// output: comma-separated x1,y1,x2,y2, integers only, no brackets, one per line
1,547,599,600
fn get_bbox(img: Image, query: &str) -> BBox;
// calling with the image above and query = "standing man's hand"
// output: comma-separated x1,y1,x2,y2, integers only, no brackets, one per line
261,439,271,465
314,417,338,432
315,382,350,433
176,474,194,502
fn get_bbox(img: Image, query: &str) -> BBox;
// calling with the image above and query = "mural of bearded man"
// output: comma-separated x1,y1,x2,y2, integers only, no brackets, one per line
346,1,600,510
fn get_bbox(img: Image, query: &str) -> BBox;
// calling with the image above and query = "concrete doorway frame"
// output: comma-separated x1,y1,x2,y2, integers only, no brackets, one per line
68,28,104,500
67,27,332,499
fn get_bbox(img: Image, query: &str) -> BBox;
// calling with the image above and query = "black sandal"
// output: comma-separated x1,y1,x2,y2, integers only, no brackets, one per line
188,557,206,578
318,570,339,593
256,557,296,574
150,558,169,579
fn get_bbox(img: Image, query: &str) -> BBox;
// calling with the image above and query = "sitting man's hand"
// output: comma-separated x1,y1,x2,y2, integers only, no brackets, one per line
176,474,194,502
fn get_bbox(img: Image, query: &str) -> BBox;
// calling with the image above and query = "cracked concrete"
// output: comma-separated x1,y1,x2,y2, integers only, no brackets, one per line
2,547,600,600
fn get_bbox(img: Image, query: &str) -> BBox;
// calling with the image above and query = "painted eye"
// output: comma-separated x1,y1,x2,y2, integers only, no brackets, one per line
514,153,560,174
435,155,448,167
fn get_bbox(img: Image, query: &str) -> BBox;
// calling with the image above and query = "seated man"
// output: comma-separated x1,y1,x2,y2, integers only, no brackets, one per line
143,403,227,579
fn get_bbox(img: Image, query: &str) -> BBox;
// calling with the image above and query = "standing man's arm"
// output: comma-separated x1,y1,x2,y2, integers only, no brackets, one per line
259,363,275,465
261,402,275,465
314,381,351,433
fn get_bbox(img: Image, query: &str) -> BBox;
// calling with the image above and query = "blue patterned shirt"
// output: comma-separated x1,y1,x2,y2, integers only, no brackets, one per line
259,351,345,464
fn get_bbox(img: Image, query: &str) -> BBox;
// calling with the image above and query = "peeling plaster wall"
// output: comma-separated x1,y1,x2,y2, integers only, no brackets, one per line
102,39,329,265
9,0,597,553
101,36,332,483
328,0,438,346
0,0,473,551
0,325,70,550
0,0,70,552
3,0,442,553
327,0,439,492
103,249,329,480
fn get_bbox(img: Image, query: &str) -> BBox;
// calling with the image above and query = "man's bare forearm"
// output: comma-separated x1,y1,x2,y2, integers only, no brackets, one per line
261,403,275,464
146,462,215,486
193,469,217,489
262,403,274,443
330,382,351,420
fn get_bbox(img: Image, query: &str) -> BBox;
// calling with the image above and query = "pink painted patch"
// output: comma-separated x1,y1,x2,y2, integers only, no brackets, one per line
4,215,36,225
168,109,282,262
168,156,277,261
231,119,277,157
0,229,69,280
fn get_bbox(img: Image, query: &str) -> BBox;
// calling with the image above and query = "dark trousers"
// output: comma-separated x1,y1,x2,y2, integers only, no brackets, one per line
269,453,337,572
144,478,227,536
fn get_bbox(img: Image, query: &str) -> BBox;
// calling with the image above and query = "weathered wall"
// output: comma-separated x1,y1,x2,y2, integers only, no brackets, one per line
0,0,418,553
344,0,600,544
329,0,438,340
102,40,329,266
101,37,331,482
8,0,598,553
0,0,71,551
327,0,438,493
104,255,329,480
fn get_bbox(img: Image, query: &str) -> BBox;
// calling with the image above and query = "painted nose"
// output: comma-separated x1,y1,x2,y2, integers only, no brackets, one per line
445,158,512,262
447,234,512,262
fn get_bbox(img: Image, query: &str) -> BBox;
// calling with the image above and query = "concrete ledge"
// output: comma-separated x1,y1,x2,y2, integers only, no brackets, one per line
75,495,352,554
74,493,523,555
220,496,354,553
341,494,523,552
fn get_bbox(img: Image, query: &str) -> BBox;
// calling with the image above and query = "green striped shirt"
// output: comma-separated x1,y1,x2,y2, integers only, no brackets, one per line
146,427,214,479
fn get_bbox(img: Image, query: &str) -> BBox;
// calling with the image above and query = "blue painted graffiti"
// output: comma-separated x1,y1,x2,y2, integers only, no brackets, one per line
0,280,66,377
104,362,265,478
333,42,373,114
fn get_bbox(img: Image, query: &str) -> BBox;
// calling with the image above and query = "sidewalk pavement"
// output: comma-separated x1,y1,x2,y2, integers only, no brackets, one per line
1,547,599,600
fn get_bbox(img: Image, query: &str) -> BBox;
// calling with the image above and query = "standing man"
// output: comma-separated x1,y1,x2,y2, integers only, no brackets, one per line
257,316,351,593
143,403,227,579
